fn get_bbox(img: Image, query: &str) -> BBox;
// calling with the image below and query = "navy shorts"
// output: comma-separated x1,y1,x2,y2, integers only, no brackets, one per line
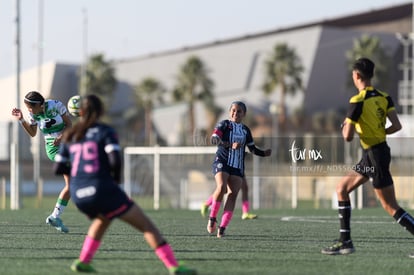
212,158,244,177
354,142,393,189
71,181,134,220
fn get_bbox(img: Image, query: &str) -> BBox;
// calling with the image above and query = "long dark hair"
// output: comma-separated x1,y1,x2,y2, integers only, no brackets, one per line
63,94,104,142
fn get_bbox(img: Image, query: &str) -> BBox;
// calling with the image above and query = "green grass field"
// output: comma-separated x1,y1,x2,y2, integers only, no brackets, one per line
1,197,413,275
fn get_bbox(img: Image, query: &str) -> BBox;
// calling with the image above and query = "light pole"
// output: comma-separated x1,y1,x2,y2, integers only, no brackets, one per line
10,0,21,210
80,8,88,96
33,0,44,205
412,1,414,115
396,32,411,115
269,103,279,152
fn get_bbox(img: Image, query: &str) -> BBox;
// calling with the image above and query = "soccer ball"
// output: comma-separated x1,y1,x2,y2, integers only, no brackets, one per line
67,95,81,117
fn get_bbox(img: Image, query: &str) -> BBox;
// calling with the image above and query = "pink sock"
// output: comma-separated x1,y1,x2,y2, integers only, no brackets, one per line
155,243,178,269
210,200,221,218
205,196,213,207
242,201,249,214
79,236,101,264
220,210,233,228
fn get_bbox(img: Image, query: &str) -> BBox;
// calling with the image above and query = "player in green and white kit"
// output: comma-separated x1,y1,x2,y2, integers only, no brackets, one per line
12,91,72,233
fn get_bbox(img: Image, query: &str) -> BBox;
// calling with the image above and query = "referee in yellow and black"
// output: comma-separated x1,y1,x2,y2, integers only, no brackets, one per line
321,57,414,257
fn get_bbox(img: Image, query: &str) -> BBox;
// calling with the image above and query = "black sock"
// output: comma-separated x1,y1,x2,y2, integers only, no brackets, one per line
338,201,351,242
393,208,414,235
156,240,168,248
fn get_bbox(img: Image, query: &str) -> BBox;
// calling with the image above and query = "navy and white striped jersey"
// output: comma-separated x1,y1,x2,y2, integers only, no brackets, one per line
211,119,254,172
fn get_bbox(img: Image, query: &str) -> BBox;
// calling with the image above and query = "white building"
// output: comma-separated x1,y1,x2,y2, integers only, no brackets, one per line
0,2,412,160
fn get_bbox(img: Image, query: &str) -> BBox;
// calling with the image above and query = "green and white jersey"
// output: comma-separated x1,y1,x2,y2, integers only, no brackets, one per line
28,99,68,160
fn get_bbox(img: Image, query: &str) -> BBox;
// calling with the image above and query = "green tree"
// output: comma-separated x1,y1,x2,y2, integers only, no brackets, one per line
134,77,166,145
346,34,390,90
202,94,223,138
262,43,304,130
80,54,117,123
173,55,217,145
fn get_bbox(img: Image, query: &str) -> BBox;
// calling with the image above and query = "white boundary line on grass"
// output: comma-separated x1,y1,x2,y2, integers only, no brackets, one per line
280,216,392,224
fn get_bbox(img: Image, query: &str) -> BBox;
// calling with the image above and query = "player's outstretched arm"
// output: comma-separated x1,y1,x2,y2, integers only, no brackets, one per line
386,110,402,135
11,108,37,137
248,145,271,157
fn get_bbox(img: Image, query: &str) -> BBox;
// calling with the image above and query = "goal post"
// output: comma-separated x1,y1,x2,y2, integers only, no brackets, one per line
124,146,217,210
123,145,301,210
122,137,370,210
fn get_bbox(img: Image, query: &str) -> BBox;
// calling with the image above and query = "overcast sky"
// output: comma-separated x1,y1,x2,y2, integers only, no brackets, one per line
0,0,408,78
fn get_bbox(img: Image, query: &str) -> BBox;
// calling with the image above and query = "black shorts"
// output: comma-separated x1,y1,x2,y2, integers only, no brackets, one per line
212,158,244,177
71,181,134,220
354,142,393,189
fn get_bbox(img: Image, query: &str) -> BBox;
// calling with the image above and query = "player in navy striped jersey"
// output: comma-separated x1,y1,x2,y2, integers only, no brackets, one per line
12,91,72,233
54,95,196,274
207,101,271,238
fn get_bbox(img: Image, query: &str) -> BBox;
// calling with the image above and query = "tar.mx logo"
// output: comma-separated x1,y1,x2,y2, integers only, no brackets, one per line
289,140,323,163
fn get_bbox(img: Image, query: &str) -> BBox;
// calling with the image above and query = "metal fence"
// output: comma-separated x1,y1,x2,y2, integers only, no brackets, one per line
123,136,414,210
2,135,413,210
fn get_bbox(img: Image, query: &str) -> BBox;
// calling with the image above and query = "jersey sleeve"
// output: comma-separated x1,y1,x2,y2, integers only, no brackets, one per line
212,120,228,139
55,100,68,116
345,101,363,124
104,127,121,153
245,126,265,155
244,126,254,147
386,95,395,112
104,127,122,182
27,112,37,126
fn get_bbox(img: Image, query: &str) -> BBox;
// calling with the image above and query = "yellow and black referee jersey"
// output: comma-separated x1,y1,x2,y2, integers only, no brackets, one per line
345,86,395,149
